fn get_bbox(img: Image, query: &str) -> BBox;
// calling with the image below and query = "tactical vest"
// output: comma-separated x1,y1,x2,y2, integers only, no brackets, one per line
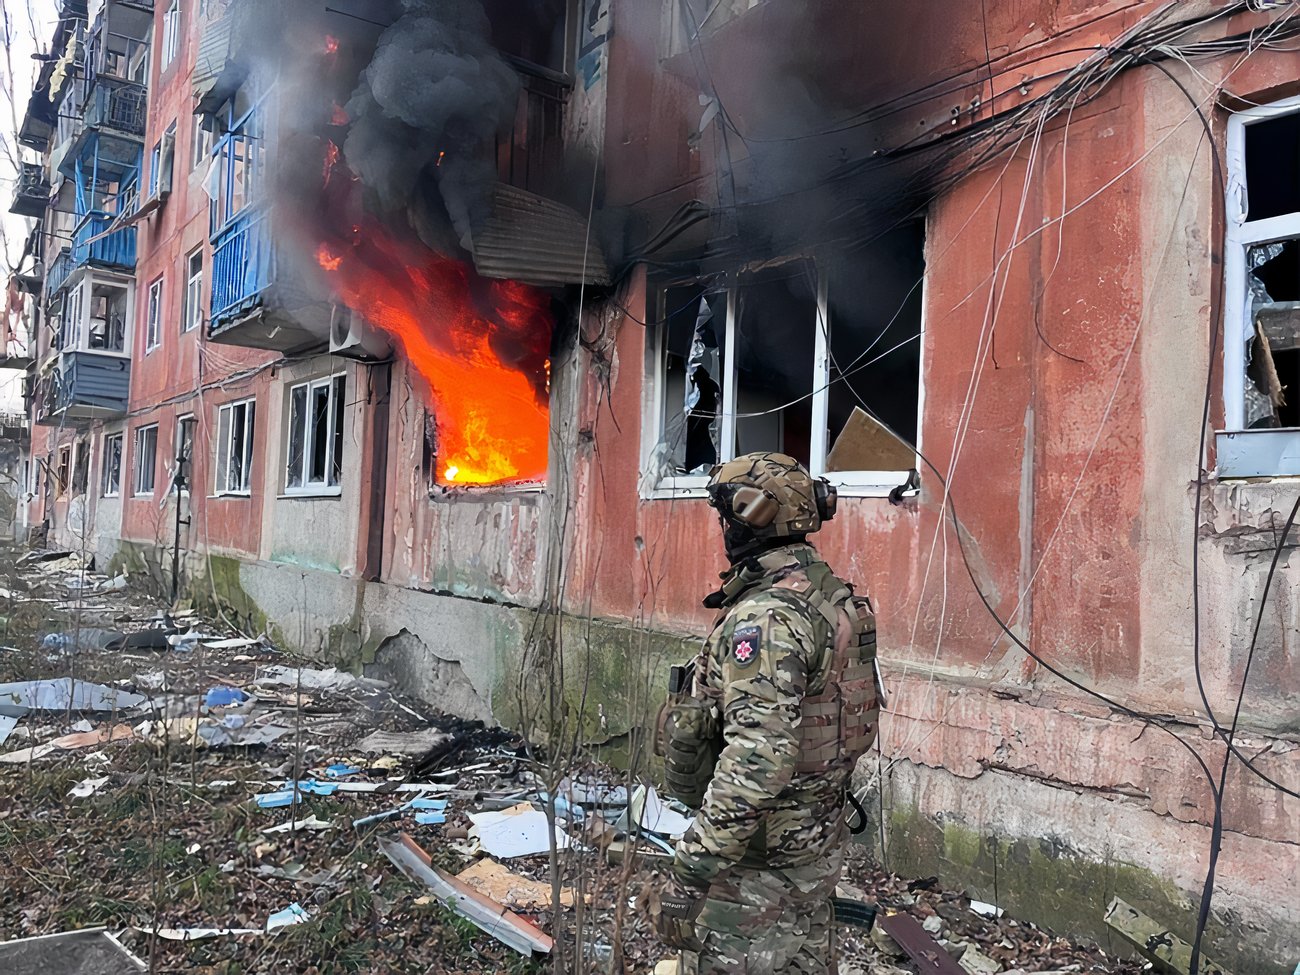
770,561,879,775
656,552,880,807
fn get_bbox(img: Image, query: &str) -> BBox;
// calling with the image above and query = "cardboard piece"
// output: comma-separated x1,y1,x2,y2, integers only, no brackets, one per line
826,407,914,473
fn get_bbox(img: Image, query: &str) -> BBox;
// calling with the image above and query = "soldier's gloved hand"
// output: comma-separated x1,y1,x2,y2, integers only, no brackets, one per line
648,871,704,952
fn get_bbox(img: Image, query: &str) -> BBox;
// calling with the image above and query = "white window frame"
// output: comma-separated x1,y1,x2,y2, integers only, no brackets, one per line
133,424,158,497
101,432,123,498
183,249,203,333
214,398,255,497
1219,94,1300,478
192,115,214,170
641,261,924,500
161,0,181,68
283,374,346,497
145,276,163,352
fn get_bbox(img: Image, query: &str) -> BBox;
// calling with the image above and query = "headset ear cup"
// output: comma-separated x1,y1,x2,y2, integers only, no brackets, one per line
815,480,838,522
731,486,779,528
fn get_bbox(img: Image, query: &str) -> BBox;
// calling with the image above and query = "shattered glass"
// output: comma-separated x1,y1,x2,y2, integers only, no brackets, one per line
646,288,726,487
1245,239,1300,428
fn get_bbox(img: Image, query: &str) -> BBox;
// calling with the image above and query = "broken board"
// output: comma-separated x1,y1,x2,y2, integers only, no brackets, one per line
875,912,965,975
1104,897,1233,975
826,407,915,474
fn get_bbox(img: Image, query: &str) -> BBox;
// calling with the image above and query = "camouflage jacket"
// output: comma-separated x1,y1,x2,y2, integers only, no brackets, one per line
674,542,855,887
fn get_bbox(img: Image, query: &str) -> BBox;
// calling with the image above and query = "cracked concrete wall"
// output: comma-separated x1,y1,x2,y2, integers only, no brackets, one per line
364,629,493,724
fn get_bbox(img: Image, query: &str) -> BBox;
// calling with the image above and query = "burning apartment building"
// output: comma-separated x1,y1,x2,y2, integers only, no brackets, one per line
5,0,1299,971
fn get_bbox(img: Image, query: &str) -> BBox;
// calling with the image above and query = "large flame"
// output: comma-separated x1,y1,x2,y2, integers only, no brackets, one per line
313,230,551,486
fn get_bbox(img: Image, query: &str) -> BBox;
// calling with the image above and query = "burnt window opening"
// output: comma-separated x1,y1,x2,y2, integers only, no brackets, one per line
482,0,571,75
644,224,925,495
1245,110,1300,223
1237,103,1300,434
71,439,89,495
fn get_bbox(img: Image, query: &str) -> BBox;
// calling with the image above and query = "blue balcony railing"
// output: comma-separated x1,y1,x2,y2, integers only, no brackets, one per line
72,212,137,270
45,249,76,295
211,207,274,326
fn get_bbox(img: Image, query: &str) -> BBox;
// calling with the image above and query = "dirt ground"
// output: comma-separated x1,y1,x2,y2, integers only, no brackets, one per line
0,545,1142,974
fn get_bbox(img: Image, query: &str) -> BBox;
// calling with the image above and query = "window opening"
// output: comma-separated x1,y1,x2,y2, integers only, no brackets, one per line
192,115,214,170
215,399,255,496
88,282,128,352
162,0,181,68
285,375,345,493
56,446,71,497
733,261,817,466
184,249,203,332
134,424,158,496
145,277,163,351
102,433,123,497
72,439,89,495
176,415,196,492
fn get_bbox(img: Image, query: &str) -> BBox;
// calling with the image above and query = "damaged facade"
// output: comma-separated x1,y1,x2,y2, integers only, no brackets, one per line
6,1,1299,971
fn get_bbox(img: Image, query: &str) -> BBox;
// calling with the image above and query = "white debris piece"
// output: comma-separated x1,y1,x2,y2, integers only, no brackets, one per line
354,728,449,756
68,776,110,799
254,666,386,693
467,803,571,859
0,678,147,717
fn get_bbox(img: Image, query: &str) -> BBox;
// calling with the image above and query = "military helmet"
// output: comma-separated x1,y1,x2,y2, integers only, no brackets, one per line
706,452,837,539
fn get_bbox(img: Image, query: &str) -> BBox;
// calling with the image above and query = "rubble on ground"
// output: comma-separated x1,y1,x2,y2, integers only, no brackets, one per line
0,545,1144,973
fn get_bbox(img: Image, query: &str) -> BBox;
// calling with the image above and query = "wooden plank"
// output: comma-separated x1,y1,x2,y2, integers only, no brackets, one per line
876,912,965,975
1103,897,1233,975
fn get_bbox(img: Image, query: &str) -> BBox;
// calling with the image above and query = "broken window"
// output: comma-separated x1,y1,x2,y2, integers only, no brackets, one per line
214,399,255,496
482,0,570,73
285,375,345,494
101,432,123,498
71,439,89,495
88,282,128,353
56,446,71,498
1224,97,1300,473
643,231,925,496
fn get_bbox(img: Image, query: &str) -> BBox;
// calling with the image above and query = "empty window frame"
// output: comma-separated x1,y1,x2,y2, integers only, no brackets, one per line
175,414,196,493
56,445,71,497
134,424,158,496
71,439,89,495
192,115,214,170
1221,96,1300,476
161,0,181,68
183,249,203,332
643,230,925,496
88,282,128,353
145,276,163,351
285,375,346,494
669,0,762,54
214,398,255,496
102,432,123,497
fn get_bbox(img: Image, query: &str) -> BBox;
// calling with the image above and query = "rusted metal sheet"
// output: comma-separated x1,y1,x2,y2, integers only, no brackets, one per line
473,183,611,288
876,912,965,975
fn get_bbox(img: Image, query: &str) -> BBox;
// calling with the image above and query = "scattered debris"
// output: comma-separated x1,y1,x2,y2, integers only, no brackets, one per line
0,927,146,972
150,927,261,942
261,814,335,835
68,776,110,799
255,666,385,693
204,686,249,708
970,899,1004,918
1104,897,1232,975
877,912,967,974
354,727,450,756
265,903,311,932
468,802,571,858
0,678,146,716
455,858,580,909
379,833,553,956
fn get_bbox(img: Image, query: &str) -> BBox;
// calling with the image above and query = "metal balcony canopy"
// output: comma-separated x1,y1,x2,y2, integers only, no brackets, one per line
472,183,610,288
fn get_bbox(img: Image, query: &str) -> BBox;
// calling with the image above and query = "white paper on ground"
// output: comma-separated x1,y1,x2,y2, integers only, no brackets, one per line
68,776,110,798
467,803,571,858
635,786,694,838
149,927,261,941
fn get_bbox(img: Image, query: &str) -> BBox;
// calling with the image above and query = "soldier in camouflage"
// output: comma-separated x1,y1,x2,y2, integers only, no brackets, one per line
651,452,880,974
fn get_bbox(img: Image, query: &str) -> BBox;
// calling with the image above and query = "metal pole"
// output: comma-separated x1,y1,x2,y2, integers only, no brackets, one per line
170,448,188,604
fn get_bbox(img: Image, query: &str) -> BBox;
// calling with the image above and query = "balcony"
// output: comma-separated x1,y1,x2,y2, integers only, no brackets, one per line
72,212,137,271
35,351,130,426
59,81,147,180
208,207,326,354
9,163,50,218
46,249,76,296
0,411,26,443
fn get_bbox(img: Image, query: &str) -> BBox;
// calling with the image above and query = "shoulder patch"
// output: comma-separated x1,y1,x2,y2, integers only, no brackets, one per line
731,625,762,667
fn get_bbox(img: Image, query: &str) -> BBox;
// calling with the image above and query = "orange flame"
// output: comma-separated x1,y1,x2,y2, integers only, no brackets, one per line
307,210,551,487
324,35,340,55
331,103,350,126
322,141,341,186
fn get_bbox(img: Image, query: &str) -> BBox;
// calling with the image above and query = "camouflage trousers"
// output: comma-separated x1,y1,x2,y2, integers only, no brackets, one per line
680,858,841,975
